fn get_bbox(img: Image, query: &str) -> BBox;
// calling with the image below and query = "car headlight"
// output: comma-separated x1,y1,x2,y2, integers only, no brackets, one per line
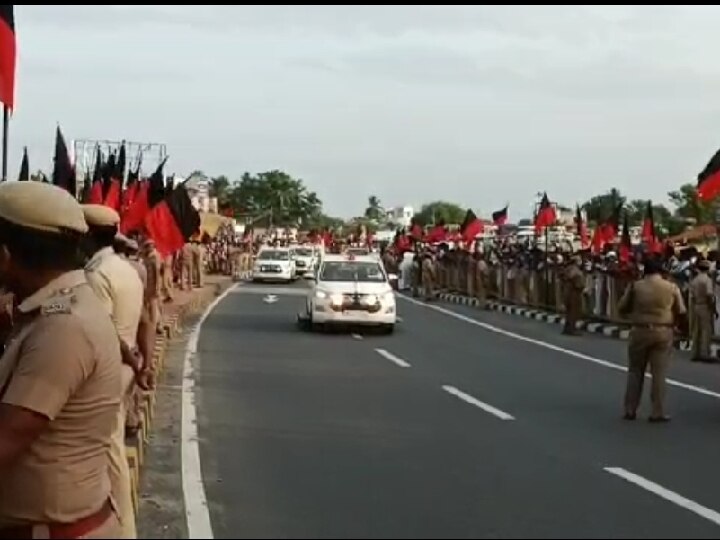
329,293,344,306
383,292,395,303
315,290,328,299
364,294,379,305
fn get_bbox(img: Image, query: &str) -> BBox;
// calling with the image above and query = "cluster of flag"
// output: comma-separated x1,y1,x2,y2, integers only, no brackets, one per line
16,127,200,257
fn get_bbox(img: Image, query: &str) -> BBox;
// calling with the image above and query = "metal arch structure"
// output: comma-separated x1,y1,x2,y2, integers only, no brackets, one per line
71,139,168,185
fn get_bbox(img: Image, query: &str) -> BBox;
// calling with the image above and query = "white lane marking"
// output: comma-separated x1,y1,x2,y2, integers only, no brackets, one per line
399,295,720,401
397,316,404,322
263,294,278,304
183,284,238,539
352,333,363,340
604,467,720,527
375,348,411,368
442,385,515,421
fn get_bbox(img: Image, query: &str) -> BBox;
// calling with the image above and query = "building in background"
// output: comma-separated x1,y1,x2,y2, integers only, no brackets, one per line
385,205,414,228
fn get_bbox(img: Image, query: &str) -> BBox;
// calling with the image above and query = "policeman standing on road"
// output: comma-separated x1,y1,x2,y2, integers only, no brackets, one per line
83,204,145,539
0,182,123,538
618,255,687,423
689,258,716,362
561,255,585,336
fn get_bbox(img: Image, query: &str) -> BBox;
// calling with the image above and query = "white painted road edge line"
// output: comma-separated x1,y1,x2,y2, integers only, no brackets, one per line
442,385,515,421
351,333,363,340
399,295,720,401
183,284,239,539
375,348,411,368
604,467,720,527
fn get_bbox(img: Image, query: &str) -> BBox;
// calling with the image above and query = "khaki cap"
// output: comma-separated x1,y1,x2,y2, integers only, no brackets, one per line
82,204,120,227
0,181,88,234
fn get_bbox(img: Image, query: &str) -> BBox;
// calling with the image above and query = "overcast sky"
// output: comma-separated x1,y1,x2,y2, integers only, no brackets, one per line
9,5,720,218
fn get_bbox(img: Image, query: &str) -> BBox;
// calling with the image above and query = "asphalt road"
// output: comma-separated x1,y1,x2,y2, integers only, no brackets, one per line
193,280,720,539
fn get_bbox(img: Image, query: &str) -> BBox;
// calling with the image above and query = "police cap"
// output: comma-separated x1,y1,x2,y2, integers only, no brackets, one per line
82,204,120,227
0,181,88,234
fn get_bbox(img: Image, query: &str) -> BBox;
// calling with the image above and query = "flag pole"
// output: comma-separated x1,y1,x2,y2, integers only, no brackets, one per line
1,106,8,181
544,224,550,308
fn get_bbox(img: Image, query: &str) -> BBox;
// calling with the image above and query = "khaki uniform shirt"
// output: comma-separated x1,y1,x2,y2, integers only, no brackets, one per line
143,250,161,299
690,273,714,306
618,274,687,325
85,246,144,348
0,270,121,525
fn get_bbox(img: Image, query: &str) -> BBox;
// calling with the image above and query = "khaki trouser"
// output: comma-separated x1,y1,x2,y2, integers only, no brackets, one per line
108,366,136,539
192,246,204,287
475,272,486,305
181,261,193,291
692,304,713,359
624,327,673,418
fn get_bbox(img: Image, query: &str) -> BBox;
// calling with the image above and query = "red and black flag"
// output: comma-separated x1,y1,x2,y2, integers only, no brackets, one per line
575,204,589,249
120,157,167,235
425,218,447,243
0,5,16,111
409,217,423,241
17,145,28,181
52,126,76,198
534,193,556,233
697,147,720,201
145,181,201,257
86,146,104,204
121,158,141,213
460,209,484,243
619,212,632,263
641,200,662,253
103,141,125,211
492,205,508,227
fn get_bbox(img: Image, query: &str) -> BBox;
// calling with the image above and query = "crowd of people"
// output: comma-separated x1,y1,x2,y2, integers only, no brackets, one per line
0,181,214,538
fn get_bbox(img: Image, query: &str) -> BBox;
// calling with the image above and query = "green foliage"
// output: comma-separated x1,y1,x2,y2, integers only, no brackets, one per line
581,188,626,225
416,201,467,226
364,195,384,222
667,183,717,225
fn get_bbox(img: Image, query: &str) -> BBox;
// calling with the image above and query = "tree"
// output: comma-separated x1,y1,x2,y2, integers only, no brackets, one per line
625,199,672,227
582,188,625,225
209,175,231,203
416,201,467,226
364,195,384,222
667,182,717,225
227,170,323,227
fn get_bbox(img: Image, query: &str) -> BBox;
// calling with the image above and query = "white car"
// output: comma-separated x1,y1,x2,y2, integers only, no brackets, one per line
291,245,317,278
301,254,397,334
253,247,296,283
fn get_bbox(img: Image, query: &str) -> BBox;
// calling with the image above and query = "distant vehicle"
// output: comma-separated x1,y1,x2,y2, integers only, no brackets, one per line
252,247,297,283
299,253,397,334
291,245,318,277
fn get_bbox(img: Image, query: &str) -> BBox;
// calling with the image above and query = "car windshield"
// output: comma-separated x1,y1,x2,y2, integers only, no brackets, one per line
258,250,289,261
294,248,313,257
320,261,386,283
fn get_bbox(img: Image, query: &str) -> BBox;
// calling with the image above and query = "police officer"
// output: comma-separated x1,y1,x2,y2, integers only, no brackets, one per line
690,258,716,362
141,239,163,334
190,235,204,288
0,182,122,537
180,242,194,291
422,250,436,301
82,204,144,538
562,255,585,336
618,255,687,422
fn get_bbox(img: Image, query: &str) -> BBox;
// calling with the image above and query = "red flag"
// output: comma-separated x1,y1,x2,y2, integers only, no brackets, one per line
460,209,483,243
534,193,556,233
0,6,16,111
145,183,201,257
492,206,508,226
697,147,720,201
425,224,447,243
619,213,632,263
104,180,122,211
641,200,662,254
120,158,167,234
575,205,589,249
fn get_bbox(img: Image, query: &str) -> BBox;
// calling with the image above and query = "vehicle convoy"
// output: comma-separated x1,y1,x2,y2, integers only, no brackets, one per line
252,247,297,283
291,245,318,277
299,253,397,334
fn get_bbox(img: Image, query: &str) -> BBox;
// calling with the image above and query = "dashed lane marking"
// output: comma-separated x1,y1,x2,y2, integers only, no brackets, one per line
375,348,411,368
398,295,720,402
442,385,515,421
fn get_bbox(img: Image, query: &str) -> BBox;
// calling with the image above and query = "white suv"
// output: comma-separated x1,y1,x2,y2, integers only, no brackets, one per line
253,247,296,283
300,254,397,334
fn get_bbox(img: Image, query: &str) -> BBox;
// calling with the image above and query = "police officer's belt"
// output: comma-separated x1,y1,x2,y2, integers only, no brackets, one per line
0,499,112,539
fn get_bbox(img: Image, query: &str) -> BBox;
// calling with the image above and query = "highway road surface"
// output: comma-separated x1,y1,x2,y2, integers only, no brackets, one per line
189,280,720,539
